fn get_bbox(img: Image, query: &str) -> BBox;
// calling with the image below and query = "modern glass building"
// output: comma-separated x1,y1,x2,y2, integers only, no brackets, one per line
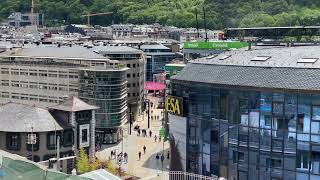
168,45,320,180
140,44,176,81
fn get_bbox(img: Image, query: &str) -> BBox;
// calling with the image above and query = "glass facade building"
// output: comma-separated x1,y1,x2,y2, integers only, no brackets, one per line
168,46,320,180
78,69,127,144
171,83,320,180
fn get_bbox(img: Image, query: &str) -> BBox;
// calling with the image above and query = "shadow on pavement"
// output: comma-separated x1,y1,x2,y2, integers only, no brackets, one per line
141,147,170,171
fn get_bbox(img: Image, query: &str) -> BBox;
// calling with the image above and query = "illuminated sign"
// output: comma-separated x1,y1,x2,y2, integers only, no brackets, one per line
165,95,183,116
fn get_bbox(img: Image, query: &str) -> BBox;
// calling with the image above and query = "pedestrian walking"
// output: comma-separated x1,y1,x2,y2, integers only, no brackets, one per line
137,129,141,136
159,136,161,142
154,135,157,142
110,150,113,159
167,151,170,159
157,115,159,120
143,145,146,154
149,130,152,137
138,151,141,160
124,152,128,163
156,153,159,161
161,154,164,162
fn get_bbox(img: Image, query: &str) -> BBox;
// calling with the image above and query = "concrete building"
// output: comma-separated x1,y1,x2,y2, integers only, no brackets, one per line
140,44,176,81
93,46,146,118
0,45,128,144
7,12,44,28
0,96,97,163
111,24,134,39
168,45,320,180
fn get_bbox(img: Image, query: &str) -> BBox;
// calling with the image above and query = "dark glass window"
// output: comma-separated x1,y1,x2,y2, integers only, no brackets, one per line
47,132,61,150
6,133,20,150
82,129,88,142
63,130,73,147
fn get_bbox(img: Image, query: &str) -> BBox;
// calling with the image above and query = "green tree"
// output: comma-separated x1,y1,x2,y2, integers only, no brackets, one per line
76,147,90,174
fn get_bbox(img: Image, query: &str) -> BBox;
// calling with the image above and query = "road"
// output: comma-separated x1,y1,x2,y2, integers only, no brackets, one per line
96,95,169,178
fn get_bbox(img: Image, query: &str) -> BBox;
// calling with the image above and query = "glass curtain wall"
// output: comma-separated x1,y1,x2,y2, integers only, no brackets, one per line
170,83,320,180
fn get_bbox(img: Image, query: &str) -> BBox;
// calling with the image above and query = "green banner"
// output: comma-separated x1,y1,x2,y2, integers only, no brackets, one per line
159,127,165,138
183,41,248,50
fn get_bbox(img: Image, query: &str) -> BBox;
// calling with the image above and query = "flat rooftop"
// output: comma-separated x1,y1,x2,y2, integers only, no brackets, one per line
191,45,320,69
0,44,111,60
93,45,143,54
173,45,320,92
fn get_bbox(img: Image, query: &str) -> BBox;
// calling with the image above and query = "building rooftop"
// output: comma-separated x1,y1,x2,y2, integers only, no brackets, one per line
49,96,99,112
93,45,143,54
190,45,320,69
140,44,170,50
173,46,320,92
0,44,109,60
0,102,64,132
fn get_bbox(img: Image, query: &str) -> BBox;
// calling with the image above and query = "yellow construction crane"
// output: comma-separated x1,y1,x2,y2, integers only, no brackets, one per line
82,12,113,27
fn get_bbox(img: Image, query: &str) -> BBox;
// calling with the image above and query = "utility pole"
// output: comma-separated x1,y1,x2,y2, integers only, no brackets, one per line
203,5,208,41
56,136,60,172
195,8,200,38
147,100,150,129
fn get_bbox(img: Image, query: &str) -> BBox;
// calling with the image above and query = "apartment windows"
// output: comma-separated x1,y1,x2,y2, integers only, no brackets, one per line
313,105,320,121
1,92,9,98
48,73,57,77
127,74,130,78
133,73,136,78
1,80,9,86
297,151,311,170
11,81,19,87
20,71,28,76
127,84,131,88
127,64,130,68
128,93,130,97
266,158,282,168
133,64,136,68
6,133,20,151
233,151,245,163
132,83,136,87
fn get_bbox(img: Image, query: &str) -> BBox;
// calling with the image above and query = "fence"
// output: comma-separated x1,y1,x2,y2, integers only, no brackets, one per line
142,171,221,180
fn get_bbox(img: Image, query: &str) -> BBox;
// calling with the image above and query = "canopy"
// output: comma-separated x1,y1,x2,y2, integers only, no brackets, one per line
145,81,166,91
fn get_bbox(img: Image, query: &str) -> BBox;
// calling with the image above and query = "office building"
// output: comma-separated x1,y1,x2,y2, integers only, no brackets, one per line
168,45,320,180
7,12,44,28
93,46,145,117
140,44,176,81
0,45,128,144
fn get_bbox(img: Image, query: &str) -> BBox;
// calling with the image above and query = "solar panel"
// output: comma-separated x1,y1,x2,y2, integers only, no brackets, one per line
251,56,271,61
297,58,318,63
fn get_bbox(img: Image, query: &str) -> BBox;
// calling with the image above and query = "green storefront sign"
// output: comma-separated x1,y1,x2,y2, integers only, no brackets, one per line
183,41,249,50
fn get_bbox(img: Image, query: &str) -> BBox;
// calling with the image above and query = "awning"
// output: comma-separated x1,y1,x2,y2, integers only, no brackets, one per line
145,81,166,91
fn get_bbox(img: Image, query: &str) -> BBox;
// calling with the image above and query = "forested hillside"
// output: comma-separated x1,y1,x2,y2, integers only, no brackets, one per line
1,0,320,29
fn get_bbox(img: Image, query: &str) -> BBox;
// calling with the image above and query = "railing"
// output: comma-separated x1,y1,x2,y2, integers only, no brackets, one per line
142,171,221,180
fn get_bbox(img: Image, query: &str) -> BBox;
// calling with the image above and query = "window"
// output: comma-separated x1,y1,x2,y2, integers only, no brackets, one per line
313,105,320,121
127,84,131,88
132,83,136,87
6,133,20,150
266,158,282,168
232,151,244,163
128,93,130,97
133,73,136,78
297,151,311,170
26,133,39,151
219,55,231,60
47,132,60,150
127,74,130,78
63,130,73,147
298,58,318,63
133,64,136,68
251,56,271,61
137,73,140,77
127,64,130,68
79,124,90,147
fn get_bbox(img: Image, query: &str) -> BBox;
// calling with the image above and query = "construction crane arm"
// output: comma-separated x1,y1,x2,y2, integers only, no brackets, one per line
82,12,113,17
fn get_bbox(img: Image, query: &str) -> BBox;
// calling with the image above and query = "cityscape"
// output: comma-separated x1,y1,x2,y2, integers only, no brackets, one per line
1,1,320,180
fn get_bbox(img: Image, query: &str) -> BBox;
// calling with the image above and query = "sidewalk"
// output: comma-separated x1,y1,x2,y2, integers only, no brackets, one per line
96,95,169,178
